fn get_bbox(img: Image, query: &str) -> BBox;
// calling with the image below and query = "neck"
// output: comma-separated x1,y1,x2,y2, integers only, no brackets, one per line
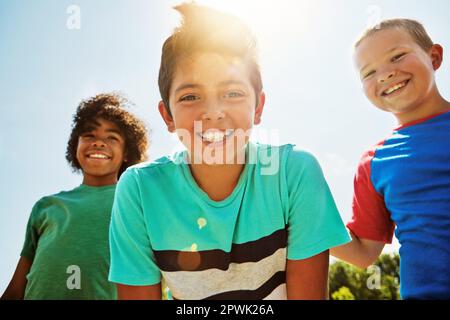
189,162,245,201
396,88,450,125
82,174,118,187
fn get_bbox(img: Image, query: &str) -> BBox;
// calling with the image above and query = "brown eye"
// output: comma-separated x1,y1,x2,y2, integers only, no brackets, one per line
180,95,199,102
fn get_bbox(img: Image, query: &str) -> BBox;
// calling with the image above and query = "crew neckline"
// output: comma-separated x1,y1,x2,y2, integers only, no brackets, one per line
394,108,450,131
178,142,256,208
78,183,117,192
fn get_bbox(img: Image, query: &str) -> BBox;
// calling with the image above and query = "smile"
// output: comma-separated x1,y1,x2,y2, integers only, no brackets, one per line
382,80,409,96
87,153,111,159
198,129,234,143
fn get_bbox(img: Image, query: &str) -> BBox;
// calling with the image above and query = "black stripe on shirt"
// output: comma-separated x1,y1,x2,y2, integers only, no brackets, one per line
153,228,287,272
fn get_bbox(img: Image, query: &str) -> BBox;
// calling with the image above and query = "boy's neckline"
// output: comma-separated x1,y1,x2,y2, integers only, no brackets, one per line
394,108,450,131
79,183,117,191
179,143,256,207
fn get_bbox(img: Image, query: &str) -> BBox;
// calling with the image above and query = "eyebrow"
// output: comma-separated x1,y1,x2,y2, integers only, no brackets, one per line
218,80,248,87
359,46,403,74
83,123,122,135
106,129,122,135
174,84,203,95
174,80,248,95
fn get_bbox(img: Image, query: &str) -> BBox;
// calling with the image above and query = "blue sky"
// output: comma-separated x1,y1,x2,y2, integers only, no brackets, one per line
1,0,449,292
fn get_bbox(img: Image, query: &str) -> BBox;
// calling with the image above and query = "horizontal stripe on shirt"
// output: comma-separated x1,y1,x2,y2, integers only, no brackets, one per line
164,247,287,300
154,228,287,272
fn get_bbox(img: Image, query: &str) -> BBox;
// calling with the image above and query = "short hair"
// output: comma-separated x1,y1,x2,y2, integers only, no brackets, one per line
158,2,263,116
66,93,149,177
355,18,434,52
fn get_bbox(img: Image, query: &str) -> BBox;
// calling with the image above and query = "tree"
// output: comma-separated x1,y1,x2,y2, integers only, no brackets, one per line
329,253,400,300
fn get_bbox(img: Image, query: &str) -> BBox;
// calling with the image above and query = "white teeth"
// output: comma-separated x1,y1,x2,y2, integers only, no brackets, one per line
384,81,407,95
88,154,109,159
201,130,233,143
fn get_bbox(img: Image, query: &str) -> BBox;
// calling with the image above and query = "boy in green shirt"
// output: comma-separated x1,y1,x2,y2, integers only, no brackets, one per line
1,93,148,299
109,3,350,300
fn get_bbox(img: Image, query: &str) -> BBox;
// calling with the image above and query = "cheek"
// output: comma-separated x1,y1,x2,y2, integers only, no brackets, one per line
114,144,126,162
75,141,85,162
235,101,256,117
172,109,197,129
363,81,377,99
402,56,433,76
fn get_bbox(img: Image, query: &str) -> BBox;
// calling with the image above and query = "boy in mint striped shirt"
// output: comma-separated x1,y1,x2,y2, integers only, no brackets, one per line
109,3,350,300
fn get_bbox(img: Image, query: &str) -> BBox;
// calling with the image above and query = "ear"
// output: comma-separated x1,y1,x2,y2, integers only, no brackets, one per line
429,44,443,71
254,91,266,125
158,101,175,133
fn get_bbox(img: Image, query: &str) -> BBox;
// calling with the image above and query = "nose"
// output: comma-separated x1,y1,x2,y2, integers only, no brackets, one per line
378,69,397,83
92,138,107,148
201,104,225,121
202,111,225,121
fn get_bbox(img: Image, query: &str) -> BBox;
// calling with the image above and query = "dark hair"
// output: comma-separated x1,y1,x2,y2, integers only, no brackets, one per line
355,18,434,52
66,93,149,177
158,2,263,116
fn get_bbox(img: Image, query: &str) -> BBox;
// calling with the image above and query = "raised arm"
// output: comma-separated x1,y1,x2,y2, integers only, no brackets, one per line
1,256,32,300
286,250,329,300
116,283,162,300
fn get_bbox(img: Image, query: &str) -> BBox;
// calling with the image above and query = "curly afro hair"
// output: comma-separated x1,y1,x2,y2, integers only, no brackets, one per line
66,93,149,177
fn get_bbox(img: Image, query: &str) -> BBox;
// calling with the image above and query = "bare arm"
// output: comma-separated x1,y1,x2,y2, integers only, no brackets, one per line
1,256,32,300
116,283,162,300
286,250,329,300
330,231,385,269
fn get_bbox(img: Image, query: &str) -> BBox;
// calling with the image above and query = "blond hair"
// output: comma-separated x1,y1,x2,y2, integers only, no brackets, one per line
355,19,434,52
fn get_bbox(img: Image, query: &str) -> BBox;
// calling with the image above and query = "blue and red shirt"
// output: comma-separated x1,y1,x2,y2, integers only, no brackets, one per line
347,109,450,300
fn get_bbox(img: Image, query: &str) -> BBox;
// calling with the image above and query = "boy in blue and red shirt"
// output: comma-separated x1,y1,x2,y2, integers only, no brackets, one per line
331,19,450,299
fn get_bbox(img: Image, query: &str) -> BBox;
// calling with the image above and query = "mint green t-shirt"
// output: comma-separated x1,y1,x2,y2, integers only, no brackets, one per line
109,143,350,300
21,184,117,300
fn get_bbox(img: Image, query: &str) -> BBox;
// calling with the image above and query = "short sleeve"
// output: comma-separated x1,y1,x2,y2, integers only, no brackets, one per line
285,149,350,260
346,150,395,243
20,202,41,260
108,168,161,285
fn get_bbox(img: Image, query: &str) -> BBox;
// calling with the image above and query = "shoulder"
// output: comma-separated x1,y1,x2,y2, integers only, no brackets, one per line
123,153,181,176
28,186,78,219
118,153,185,189
357,138,388,171
251,142,316,167
126,152,184,174
256,143,326,189
285,146,319,166
281,144,323,176
34,186,80,206
248,143,317,178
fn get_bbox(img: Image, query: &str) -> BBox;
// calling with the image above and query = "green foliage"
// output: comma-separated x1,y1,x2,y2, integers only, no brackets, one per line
331,286,355,300
329,253,400,300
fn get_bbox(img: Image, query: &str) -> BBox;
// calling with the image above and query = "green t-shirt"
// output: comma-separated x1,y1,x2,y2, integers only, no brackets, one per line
109,143,351,300
21,184,117,300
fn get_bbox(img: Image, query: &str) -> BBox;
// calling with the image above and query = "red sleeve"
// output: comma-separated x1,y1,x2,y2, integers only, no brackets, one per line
347,146,395,244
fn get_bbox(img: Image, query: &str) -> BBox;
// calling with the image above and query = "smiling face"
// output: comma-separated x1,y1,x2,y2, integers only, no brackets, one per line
354,28,443,124
159,52,265,165
76,118,126,186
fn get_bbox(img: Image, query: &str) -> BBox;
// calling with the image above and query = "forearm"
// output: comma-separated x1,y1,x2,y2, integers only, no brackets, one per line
116,283,162,300
1,286,25,300
1,256,32,300
330,232,384,268
331,240,372,268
